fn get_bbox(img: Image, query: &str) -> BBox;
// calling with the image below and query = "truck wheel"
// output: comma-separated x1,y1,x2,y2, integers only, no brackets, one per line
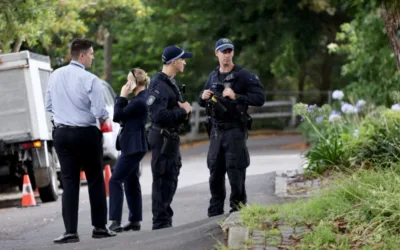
38,152,59,202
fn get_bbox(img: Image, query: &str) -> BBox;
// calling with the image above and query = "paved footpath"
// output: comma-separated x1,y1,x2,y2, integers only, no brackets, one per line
0,135,306,250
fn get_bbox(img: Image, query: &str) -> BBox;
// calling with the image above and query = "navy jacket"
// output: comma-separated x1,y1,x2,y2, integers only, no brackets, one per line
197,65,265,122
146,72,187,130
113,90,149,155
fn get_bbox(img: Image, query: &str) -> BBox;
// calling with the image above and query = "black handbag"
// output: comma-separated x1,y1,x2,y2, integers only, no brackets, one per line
116,123,124,151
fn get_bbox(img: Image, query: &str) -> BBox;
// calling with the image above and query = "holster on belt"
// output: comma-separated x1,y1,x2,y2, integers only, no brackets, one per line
160,129,180,157
243,112,253,130
204,117,212,139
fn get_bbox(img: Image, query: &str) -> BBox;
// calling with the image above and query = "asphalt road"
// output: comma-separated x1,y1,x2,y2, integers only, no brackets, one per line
0,135,306,250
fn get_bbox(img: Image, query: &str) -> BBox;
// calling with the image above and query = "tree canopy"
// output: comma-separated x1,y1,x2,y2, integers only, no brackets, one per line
2,0,400,105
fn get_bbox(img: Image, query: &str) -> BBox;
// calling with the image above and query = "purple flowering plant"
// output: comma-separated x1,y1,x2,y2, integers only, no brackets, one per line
293,90,371,174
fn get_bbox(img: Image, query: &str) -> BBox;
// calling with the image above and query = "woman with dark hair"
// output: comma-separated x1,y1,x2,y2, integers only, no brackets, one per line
108,68,150,232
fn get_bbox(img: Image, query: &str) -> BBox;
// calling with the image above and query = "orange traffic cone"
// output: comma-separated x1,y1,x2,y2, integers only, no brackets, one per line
104,165,112,197
21,174,37,207
80,171,86,182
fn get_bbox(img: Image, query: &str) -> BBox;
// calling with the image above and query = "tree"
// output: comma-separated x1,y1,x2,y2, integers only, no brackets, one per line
0,0,56,53
104,0,353,103
104,0,217,95
326,0,400,106
381,1,400,71
0,0,87,69
75,0,151,83
2,0,372,107
36,1,87,66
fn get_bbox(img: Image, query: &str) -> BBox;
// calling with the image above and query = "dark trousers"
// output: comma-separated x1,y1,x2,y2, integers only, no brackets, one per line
148,128,181,230
109,152,146,223
54,127,107,233
207,126,249,217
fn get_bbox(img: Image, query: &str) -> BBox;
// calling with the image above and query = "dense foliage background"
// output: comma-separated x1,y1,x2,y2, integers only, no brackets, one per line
1,0,400,105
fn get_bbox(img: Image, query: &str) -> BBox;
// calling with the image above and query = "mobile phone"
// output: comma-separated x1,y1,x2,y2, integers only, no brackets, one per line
130,80,137,91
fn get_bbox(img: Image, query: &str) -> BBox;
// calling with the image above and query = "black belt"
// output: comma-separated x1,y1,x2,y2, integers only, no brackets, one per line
151,124,177,133
55,124,94,129
213,121,242,130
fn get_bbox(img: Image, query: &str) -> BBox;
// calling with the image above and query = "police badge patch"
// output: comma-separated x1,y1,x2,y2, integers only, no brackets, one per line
147,95,156,105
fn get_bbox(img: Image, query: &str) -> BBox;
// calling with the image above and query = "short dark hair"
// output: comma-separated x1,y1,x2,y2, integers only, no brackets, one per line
70,38,93,58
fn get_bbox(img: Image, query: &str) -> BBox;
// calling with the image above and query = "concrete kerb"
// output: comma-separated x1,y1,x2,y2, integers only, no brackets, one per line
220,212,250,250
275,168,320,198
220,168,319,249
220,211,301,250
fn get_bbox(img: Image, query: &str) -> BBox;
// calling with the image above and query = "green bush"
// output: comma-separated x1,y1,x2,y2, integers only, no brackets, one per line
293,89,400,174
304,135,345,174
344,109,400,168
294,101,351,174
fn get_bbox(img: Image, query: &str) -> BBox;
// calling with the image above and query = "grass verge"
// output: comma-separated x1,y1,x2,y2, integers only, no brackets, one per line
240,166,400,249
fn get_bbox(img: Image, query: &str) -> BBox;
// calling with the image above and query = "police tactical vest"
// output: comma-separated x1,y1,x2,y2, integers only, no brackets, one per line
208,65,244,121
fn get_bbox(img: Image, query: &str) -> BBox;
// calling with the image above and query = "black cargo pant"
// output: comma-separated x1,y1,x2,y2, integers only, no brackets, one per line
54,126,107,233
207,125,250,217
148,128,181,230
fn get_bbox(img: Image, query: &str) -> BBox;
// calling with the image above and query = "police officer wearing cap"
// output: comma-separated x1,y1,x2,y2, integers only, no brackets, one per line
198,38,265,217
147,45,193,230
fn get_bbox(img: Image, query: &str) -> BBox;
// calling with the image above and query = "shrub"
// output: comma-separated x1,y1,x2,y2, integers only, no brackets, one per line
294,99,352,174
345,109,400,168
294,89,383,174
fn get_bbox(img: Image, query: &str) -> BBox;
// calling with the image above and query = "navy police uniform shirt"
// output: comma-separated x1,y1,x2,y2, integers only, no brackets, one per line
198,65,265,116
147,72,187,129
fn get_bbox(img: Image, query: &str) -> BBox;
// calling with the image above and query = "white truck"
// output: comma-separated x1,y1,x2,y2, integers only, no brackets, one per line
0,51,59,202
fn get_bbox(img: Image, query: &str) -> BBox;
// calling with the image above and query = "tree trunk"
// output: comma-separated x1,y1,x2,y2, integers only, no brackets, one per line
319,51,333,105
12,38,23,52
317,11,349,105
103,29,112,83
297,64,306,103
381,3,400,72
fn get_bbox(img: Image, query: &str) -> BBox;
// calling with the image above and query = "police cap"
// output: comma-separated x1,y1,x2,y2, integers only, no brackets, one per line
162,45,193,64
215,38,234,52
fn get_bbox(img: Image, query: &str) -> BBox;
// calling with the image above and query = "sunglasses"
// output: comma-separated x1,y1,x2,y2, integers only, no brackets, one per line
130,68,137,83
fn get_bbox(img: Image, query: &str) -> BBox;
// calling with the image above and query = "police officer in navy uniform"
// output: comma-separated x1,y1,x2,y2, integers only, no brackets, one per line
147,45,193,230
198,38,265,217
